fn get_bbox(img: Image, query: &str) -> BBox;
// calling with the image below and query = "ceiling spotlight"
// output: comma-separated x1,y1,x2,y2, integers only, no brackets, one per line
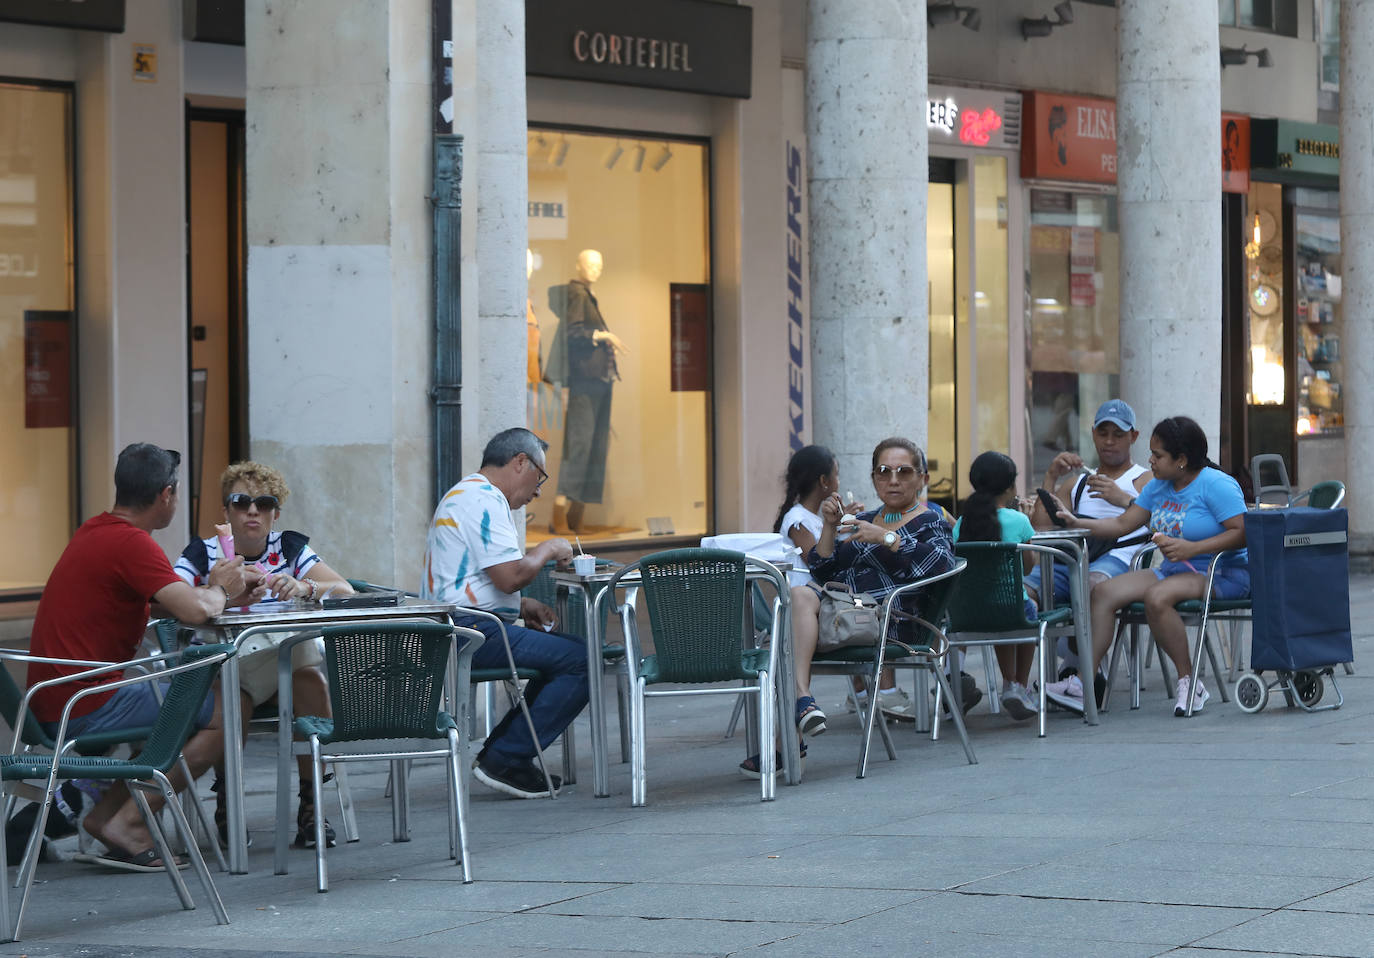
632,143,647,172
528,132,548,157
550,136,569,167
927,2,981,31
1221,45,1272,68
604,141,624,170
649,144,673,171
1021,0,1072,39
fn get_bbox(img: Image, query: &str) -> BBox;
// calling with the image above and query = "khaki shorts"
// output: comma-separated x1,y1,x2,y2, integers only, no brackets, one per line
235,637,325,707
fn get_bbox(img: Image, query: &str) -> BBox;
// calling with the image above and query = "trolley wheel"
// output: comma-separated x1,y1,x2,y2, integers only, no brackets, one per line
1234,672,1268,714
1294,669,1324,707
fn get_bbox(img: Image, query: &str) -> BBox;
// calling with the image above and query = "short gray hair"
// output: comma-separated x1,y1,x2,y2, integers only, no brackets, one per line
481,427,548,468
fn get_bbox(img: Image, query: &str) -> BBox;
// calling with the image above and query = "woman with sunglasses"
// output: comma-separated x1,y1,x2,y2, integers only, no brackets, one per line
174,461,353,851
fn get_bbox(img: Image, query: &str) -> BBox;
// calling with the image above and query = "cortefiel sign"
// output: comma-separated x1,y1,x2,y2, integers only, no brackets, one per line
526,0,753,99
0,0,124,32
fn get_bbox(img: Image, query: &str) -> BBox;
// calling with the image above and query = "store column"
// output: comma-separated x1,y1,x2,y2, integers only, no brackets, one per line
245,0,432,587
805,2,927,485
474,0,529,447
1117,1,1221,446
1341,0,1374,565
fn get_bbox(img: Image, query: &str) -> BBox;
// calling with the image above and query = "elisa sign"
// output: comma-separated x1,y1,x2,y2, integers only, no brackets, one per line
927,84,1021,151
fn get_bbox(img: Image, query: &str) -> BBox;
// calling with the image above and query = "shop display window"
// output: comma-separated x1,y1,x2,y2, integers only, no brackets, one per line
0,81,75,594
1026,190,1120,481
1293,211,1342,437
524,128,711,546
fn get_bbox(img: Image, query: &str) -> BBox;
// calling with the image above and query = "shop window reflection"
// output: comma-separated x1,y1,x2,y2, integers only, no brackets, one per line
525,128,710,546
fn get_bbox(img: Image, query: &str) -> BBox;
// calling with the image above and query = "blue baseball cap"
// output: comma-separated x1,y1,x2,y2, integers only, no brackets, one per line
1093,399,1136,431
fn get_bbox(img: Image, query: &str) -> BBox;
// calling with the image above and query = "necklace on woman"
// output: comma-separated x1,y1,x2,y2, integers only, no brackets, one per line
880,503,920,524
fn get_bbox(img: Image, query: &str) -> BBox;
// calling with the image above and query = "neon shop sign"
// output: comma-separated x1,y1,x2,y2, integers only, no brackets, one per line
926,86,1021,150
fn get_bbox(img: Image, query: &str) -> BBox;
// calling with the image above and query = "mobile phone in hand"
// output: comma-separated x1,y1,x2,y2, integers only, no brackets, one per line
1037,487,1067,527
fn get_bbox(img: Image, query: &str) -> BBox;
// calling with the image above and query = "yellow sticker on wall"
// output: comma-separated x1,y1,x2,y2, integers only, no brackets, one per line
133,44,157,82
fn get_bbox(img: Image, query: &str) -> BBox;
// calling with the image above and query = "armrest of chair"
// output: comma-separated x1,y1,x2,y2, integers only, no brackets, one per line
877,560,966,657
1128,542,1159,572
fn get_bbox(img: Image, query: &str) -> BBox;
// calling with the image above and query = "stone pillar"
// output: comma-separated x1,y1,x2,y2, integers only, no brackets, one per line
245,0,432,587
1117,1,1221,449
1341,0,1374,564
805,1,927,487
474,0,529,447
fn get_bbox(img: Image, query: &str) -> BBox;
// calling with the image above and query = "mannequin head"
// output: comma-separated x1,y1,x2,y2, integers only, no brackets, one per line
575,249,604,283
526,248,534,280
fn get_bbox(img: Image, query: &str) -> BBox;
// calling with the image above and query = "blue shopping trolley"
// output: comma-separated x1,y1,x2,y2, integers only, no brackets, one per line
1233,506,1352,713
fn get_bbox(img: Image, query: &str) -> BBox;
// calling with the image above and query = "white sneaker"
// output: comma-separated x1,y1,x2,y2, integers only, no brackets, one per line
1174,677,1209,717
1000,682,1038,721
1043,674,1085,714
878,687,917,722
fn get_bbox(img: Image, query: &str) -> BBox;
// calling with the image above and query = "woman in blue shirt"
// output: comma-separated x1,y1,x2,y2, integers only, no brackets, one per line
1051,416,1248,717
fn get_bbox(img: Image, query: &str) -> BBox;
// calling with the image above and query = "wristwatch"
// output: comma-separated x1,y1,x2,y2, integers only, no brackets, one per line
882,531,898,549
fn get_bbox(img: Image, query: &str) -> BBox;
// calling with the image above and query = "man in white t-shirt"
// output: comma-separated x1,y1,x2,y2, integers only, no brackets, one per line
421,428,584,798
1027,399,1151,712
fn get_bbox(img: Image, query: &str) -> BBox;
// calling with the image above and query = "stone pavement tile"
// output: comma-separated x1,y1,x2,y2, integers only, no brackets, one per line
464,831,792,883
370,911,815,955
527,880,926,922
1196,908,1374,957
0,947,353,958
904,889,1265,944
958,862,1350,908
268,875,623,912
1289,877,1374,915
669,834,1076,890
1168,951,1338,958
741,926,1165,958
1061,837,1374,880
869,809,1182,841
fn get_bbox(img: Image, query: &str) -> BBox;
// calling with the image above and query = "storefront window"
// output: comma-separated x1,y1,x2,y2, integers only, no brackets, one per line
0,82,75,594
973,156,1009,464
1294,209,1342,437
1245,182,1285,407
525,128,711,545
1026,190,1120,481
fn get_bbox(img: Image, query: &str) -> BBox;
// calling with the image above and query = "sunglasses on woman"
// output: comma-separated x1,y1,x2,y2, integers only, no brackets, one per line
225,493,279,511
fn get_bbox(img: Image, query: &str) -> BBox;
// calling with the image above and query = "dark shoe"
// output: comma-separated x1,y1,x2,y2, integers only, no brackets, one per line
1094,673,1108,709
796,696,828,736
473,760,561,799
739,740,807,780
294,783,338,849
212,777,252,850
937,672,983,715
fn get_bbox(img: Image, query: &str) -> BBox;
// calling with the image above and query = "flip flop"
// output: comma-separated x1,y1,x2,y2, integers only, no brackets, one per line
85,845,187,873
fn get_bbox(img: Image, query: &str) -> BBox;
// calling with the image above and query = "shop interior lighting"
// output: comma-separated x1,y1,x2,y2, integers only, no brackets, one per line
550,136,569,167
927,2,981,31
1220,45,1272,68
1021,1,1073,39
604,141,625,170
632,143,647,172
528,132,548,157
649,144,673,171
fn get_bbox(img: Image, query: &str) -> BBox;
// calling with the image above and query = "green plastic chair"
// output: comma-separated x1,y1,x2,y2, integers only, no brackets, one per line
607,548,785,806
1105,545,1245,714
945,542,1078,738
811,559,971,775
0,644,235,941
286,621,483,891
1290,480,1345,510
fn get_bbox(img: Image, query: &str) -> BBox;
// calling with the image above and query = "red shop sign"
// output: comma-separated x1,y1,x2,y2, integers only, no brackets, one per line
1222,113,1250,194
1021,91,1117,184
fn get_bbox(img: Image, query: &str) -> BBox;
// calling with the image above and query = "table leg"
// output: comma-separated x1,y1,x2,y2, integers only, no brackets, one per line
582,584,610,798
1074,546,1099,726
775,600,801,786
274,642,296,875
220,651,247,874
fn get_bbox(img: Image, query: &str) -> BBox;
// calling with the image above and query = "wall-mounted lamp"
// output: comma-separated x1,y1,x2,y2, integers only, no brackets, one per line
528,132,548,158
927,2,981,31
604,141,625,170
1220,45,1272,68
632,143,647,172
649,144,673,171
550,136,569,167
1021,1,1072,39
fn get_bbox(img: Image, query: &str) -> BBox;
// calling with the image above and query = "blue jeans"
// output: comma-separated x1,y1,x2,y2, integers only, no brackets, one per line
1025,554,1129,605
40,681,215,738
459,615,590,770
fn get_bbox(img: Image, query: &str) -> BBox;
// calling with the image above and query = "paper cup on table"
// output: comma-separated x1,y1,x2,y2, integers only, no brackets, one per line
573,554,597,576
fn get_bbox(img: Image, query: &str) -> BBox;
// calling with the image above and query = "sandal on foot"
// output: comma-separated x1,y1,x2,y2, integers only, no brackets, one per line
795,696,828,736
88,845,187,873
738,741,806,780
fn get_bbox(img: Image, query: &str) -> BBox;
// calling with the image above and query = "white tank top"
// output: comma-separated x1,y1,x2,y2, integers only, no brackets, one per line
1071,464,1149,567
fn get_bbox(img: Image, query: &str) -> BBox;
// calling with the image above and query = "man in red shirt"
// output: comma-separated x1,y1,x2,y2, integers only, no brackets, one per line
29,443,256,871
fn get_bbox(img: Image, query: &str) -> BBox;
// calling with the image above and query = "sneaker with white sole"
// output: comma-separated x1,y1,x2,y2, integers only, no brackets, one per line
879,686,917,722
1000,682,1038,721
1174,677,1209,717
1043,673,1085,714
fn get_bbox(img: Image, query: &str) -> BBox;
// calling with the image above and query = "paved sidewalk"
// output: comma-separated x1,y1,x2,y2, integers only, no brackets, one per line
2,576,1373,957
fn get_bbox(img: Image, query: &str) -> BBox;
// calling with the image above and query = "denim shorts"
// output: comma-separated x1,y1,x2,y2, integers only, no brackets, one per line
1025,554,1128,604
1154,560,1250,600
40,681,215,738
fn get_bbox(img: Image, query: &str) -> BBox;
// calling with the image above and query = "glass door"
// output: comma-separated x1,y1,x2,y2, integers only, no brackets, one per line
927,165,956,513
